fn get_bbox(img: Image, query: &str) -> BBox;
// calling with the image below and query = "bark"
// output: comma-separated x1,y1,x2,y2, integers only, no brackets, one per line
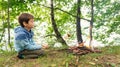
8,0,12,50
76,0,83,44
50,0,67,46
89,0,94,49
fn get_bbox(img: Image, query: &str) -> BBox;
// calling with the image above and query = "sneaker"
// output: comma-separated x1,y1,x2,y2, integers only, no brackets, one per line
17,54,25,59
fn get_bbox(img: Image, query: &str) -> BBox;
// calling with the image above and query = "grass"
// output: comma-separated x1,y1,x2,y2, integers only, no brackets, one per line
0,45,120,67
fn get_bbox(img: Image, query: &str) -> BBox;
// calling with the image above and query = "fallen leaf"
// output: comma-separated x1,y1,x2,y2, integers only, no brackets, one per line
89,62,96,65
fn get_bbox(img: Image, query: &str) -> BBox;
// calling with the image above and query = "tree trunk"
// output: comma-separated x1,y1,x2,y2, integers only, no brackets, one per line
50,0,67,46
8,0,12,50
89,0,94,49
76,0,83,44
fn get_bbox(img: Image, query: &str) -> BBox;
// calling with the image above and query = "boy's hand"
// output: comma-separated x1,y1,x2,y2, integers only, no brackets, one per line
42,43,49,49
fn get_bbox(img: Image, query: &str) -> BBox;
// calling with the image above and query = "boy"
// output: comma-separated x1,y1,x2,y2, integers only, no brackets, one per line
14,13,45,59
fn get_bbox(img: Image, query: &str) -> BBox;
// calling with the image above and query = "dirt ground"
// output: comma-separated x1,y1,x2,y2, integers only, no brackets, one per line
1,47,120,67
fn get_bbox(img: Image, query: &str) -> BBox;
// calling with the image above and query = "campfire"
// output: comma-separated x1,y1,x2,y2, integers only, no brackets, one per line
68,42,101,55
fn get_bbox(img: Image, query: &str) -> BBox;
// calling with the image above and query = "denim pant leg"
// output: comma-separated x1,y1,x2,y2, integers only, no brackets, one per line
18,49,44,58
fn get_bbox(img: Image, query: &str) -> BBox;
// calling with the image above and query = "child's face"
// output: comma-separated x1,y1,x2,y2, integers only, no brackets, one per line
24,19,34,29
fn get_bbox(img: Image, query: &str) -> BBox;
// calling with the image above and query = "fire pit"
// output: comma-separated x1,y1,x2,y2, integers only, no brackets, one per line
68,43,102,55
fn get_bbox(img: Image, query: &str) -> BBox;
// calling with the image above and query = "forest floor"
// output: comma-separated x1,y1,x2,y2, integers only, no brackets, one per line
0,45,120,67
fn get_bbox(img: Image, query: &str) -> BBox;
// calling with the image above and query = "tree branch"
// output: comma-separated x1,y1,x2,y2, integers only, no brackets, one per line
40,4,91,22
44,34,56,37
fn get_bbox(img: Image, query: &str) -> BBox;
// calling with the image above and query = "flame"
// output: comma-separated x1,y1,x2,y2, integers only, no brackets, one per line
78,42,84,47
78,42,91,49
85,45,91,49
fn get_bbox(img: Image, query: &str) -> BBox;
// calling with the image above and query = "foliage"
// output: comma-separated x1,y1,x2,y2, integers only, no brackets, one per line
93,0,120,45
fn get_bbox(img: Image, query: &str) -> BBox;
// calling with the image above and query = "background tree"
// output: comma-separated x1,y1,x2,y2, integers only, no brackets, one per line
50,0,67,46
89,0,94,49
7,0,12,50
76,0,83,44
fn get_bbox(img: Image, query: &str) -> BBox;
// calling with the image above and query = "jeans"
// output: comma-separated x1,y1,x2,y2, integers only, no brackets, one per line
18,49,44,59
